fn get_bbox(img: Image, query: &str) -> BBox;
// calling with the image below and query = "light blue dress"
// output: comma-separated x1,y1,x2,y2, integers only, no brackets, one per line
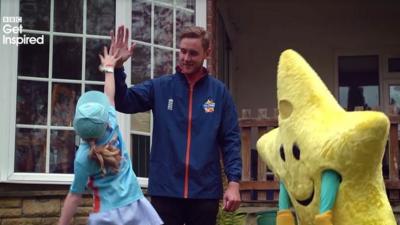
70,107,163,225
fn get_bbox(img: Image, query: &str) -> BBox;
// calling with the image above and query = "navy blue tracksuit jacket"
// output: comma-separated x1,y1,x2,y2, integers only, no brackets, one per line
114,67,242,199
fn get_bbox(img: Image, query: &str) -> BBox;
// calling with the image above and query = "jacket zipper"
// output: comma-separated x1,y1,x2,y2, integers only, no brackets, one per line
184,85,194,198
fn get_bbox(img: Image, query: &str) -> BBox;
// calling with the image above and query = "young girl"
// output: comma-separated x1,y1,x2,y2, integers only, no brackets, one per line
58,46,163,225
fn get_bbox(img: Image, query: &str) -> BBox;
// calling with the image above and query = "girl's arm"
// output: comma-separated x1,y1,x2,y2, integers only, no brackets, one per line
104,71,116,106
58,192,82,225
99,46,122,106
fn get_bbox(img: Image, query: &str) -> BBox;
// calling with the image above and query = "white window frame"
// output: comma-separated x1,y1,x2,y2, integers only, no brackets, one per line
0,0,206,185
0,0,18,183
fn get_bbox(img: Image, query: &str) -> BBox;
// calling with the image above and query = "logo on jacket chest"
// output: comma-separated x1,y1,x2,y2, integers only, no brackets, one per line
203,99,215,113
167,98,174,110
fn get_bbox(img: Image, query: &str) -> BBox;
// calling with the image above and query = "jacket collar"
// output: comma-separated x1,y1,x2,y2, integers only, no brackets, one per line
175,66,209,86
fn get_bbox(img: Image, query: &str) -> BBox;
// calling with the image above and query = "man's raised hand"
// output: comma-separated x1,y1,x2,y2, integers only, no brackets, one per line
110,25,136,68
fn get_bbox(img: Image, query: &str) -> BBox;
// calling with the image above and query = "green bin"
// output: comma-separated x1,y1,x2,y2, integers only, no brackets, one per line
256,210,277,225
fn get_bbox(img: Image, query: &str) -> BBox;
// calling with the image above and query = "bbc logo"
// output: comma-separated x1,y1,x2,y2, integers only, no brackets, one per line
2,16,22,23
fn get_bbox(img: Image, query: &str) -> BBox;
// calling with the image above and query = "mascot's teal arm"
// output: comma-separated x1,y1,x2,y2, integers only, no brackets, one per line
279,181,292,210
320,170,341,213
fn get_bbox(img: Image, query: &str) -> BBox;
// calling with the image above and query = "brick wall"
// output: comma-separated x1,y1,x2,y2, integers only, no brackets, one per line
0,195,92,225
0,182,154,225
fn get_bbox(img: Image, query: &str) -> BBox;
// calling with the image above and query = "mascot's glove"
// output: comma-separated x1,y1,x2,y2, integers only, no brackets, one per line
314,210,333,225
276,210,295,225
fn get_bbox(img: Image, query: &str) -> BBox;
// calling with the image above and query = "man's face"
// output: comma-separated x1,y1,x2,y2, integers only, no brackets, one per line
178,38,210,76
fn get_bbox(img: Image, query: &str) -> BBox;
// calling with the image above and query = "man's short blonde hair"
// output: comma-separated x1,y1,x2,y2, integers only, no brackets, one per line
179,26,210,50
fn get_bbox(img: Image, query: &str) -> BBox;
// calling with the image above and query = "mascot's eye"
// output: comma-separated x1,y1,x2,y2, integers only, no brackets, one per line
292,144,300,160
279,145,286,161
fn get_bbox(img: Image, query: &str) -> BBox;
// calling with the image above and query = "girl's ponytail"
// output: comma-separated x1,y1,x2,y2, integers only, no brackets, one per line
88,136,121,175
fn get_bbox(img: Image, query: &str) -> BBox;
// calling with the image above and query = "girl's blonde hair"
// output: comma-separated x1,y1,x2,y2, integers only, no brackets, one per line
88,135,121,175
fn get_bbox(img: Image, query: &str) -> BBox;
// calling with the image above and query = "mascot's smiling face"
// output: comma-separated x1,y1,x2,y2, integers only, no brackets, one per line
257,50,396,225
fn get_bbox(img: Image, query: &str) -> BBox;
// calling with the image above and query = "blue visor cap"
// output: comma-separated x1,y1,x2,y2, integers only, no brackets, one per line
73,91,110,139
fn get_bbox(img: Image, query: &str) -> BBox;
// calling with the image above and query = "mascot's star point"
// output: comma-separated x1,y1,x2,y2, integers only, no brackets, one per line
257,49,396,225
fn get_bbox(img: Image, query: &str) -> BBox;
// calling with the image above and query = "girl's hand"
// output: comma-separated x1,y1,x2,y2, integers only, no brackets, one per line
99,46,121,68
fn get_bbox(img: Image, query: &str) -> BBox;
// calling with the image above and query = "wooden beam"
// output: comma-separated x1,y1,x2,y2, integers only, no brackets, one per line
239,118,278,128
240,181,279,191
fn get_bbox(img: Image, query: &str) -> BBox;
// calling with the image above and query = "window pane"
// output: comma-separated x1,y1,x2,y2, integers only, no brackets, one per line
176,0,195,10
86,38,109,81
54,0,83,33
85,84,104,92
131,112,151,133
388,58,400,72
132,0,151,43
131,44,151,84
339,86,379,111
389,85,400,114
18,34,49,77
154,5,173,47
338,55,380,111
19,0,50,30
176,9,195,45
53,36,83,79
15,128,46,173
87,0,115,36
16,80,48,125
51,83,81,126
50,130,77,173
154,48,173,77
155,0,173,4
131,134,150,177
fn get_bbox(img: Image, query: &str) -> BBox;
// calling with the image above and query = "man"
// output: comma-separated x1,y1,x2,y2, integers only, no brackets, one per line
110,25,241,225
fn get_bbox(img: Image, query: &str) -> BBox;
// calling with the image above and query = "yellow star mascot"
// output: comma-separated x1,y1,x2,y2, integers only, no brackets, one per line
257,49,396,225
